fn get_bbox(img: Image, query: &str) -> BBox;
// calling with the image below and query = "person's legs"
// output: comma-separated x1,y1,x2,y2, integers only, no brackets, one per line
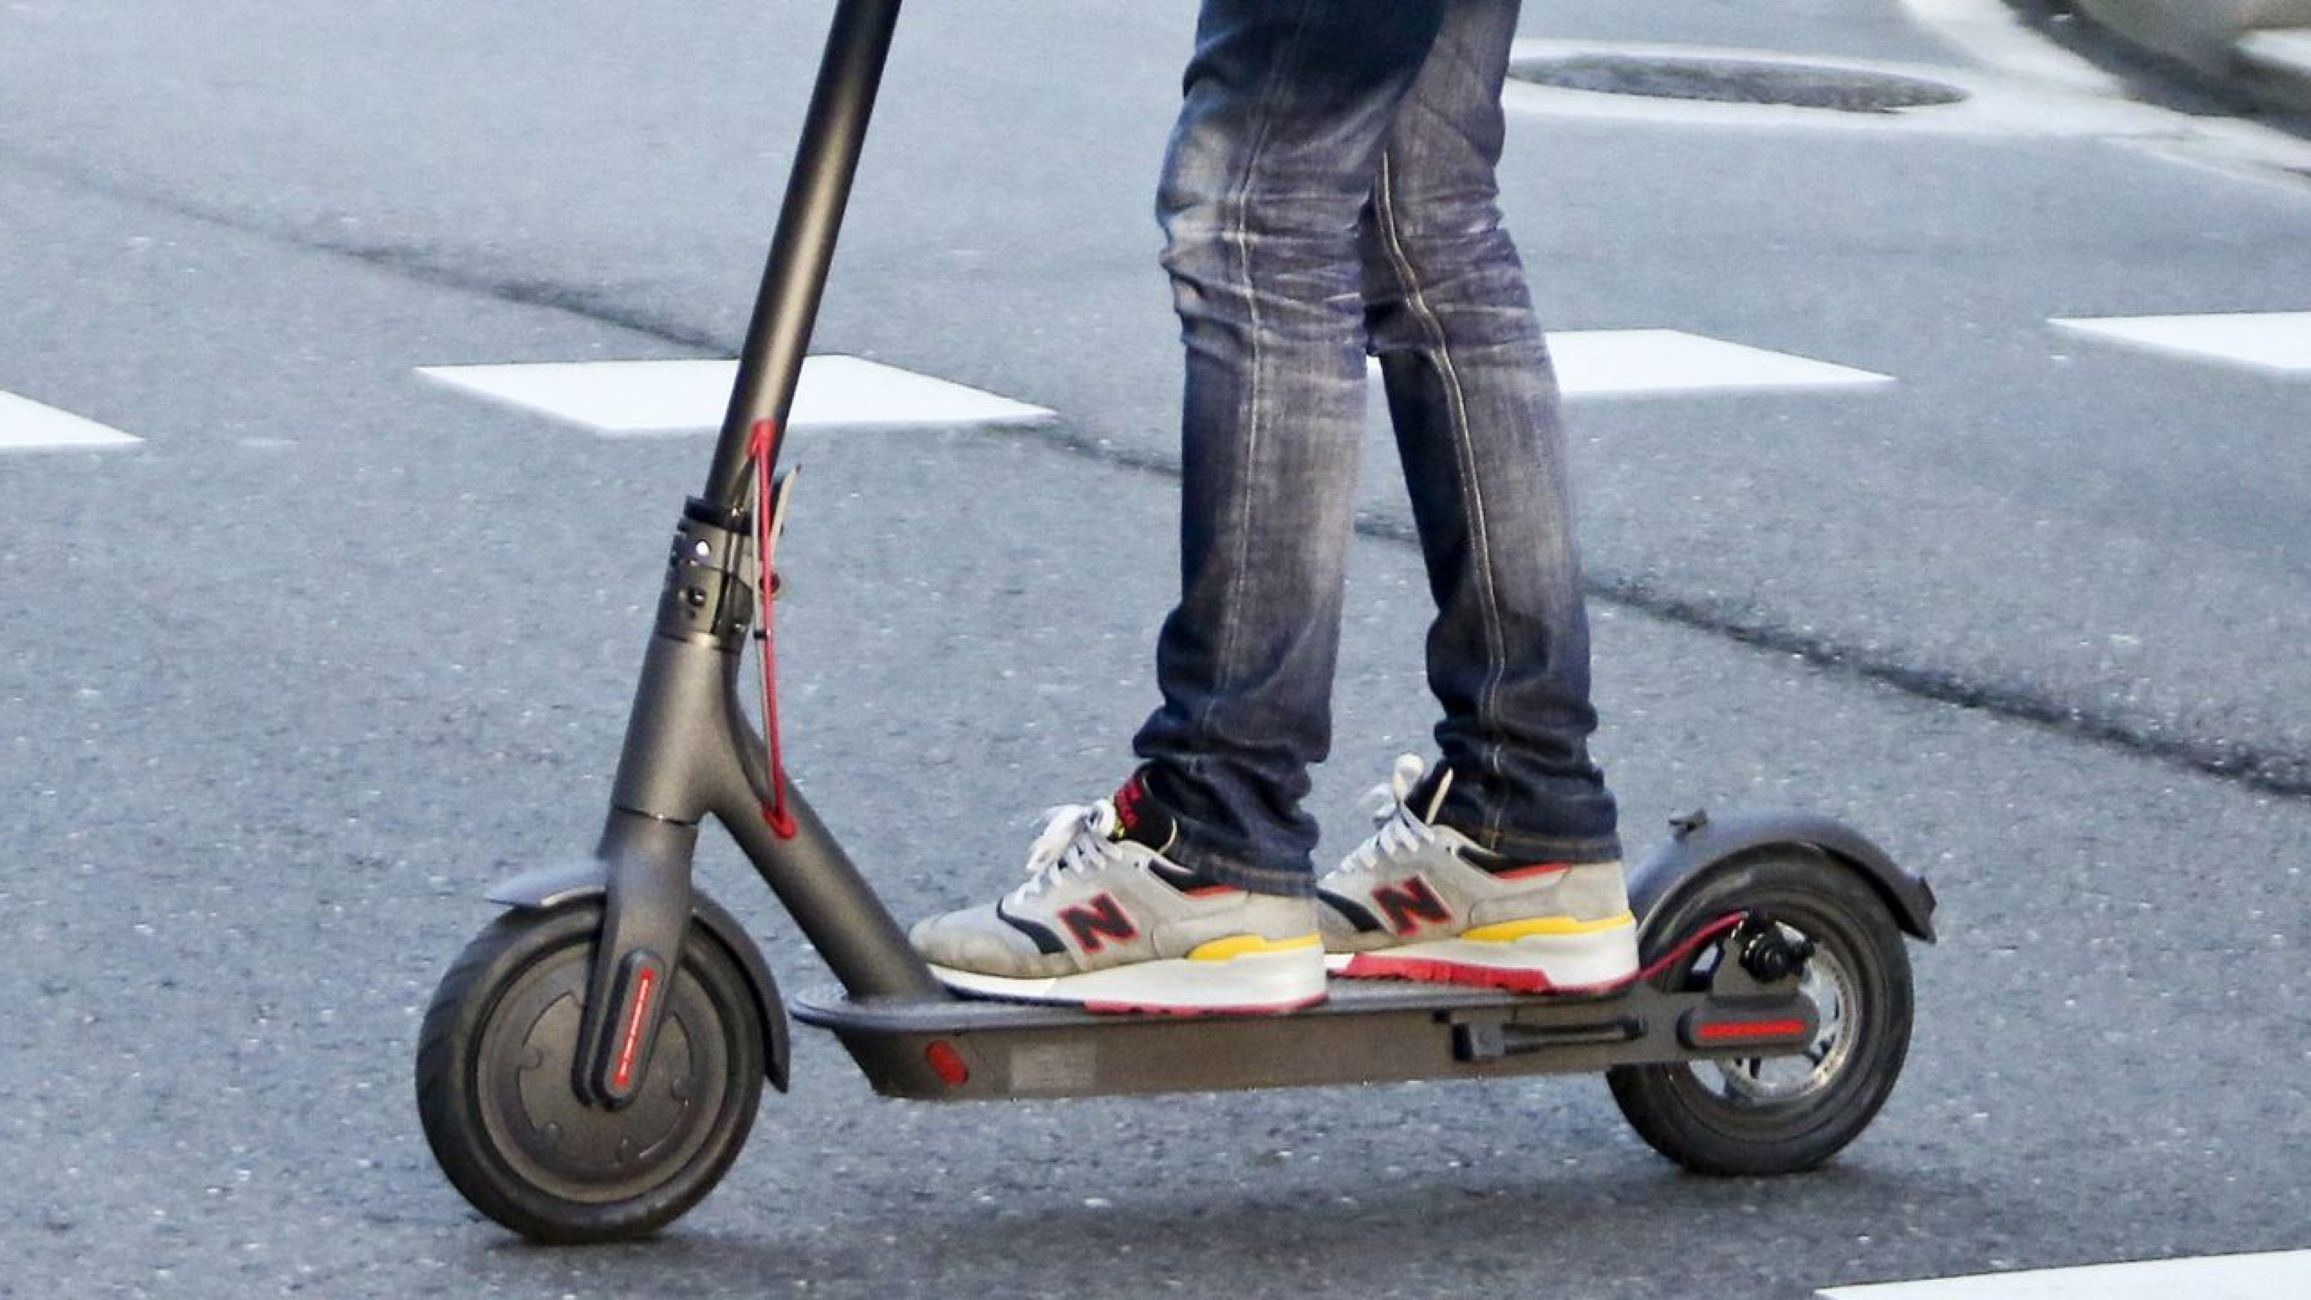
1312,1,1634,992
1132,0,1451,894
909,0,1452,1010
1357,0,1619,865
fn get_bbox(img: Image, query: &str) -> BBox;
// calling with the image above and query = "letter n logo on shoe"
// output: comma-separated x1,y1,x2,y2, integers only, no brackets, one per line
1058,893,1139,954
1372,877,1451,935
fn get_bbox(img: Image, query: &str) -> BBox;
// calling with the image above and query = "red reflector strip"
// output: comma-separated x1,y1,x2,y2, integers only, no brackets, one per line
1697,1018,1808,1043
925,1041,970,1087
611,967,659,1092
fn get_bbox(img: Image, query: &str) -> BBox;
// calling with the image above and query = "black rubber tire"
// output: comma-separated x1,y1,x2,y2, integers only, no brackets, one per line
414,904,765,1243
1606,848,1912,1176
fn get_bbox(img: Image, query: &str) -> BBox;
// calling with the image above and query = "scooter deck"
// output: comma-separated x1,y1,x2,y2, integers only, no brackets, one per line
790,978,1817,1101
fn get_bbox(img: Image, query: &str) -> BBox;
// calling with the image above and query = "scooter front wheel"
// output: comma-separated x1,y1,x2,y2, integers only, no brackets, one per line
415,903,765,1242
1606,847,1913,1176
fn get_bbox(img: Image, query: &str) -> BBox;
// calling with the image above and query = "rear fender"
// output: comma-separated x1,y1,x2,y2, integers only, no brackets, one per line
1627,809,1936,944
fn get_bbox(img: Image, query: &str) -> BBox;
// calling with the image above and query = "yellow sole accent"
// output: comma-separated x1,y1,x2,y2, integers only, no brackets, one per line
1460,911,1637,943
1187,932,1323,962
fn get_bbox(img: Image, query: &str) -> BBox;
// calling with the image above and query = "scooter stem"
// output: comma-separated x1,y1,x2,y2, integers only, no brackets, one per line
705,0,906,507
578,0,929,1100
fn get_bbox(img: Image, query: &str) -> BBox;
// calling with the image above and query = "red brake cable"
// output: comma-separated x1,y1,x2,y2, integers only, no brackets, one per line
1625,913,1746,988
748,418,798,840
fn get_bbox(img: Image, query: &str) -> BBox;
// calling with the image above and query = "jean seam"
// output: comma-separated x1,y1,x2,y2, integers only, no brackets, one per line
1372,145,1511,840
1190,0,1315,759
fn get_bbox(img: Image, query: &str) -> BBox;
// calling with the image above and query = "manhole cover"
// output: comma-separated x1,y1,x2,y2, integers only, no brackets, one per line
1509,54,1970,114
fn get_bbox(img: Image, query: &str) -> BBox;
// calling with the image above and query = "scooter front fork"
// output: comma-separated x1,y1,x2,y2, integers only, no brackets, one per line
571,498,937,1108
575,811,698,1108
569,500,749,1107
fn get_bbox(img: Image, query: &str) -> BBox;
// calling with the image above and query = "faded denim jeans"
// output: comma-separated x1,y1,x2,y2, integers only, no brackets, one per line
1132,0,1621,893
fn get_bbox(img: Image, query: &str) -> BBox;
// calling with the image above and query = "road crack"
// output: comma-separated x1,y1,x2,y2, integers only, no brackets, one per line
12,141,2307,800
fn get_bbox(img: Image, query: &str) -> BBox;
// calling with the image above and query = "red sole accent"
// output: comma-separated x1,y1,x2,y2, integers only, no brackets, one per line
1337,954,1564,995
1081,993,1330,1018
1336,912,1751,998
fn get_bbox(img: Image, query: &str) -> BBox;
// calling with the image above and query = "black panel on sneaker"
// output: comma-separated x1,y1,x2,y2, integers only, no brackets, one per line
1109,769,1179,853
1113,767,1243,897
996,898,1066,955
1317,888,1386,934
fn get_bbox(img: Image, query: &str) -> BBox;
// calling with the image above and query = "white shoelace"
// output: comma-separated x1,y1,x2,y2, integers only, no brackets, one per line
1016,798,1131,898
1341,754,1455,875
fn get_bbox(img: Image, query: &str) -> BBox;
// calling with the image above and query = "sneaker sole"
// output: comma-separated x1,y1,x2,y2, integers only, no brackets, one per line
927,946,1330,1015
1330,922,1641,995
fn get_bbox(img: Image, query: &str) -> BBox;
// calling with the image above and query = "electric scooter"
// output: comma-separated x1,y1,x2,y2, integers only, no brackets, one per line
414,0,1937,1245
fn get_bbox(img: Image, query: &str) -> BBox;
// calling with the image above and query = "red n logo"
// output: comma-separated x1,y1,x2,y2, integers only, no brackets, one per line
1059,894,1139,953
1372,877,1451,934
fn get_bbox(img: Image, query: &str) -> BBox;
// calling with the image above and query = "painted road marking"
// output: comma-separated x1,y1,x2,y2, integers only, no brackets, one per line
0,390,142,452
1547,329,1893,397
427,333,1881,438
1819,1250,2311,1299
2051,312,2311,375
414,355,1054,436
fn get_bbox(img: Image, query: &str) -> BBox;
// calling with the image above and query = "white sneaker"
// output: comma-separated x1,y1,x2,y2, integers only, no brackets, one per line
1316,756,1639,994
909,775,1327,1014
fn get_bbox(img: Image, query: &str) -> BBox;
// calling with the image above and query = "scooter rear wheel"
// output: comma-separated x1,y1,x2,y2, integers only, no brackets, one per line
1606,847,1912,1175
415,903,764,1242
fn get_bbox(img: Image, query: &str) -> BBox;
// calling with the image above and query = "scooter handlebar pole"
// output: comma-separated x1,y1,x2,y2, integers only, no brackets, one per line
706,0,906,509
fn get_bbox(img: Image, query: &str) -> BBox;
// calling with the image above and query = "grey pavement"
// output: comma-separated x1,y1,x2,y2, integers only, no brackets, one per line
3,1,2309,1297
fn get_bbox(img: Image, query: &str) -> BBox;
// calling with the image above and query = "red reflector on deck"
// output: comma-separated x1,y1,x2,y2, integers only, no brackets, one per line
925,1041,970,1087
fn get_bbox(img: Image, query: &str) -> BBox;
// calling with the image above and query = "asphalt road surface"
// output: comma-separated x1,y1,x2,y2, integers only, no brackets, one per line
3,1,2307,1296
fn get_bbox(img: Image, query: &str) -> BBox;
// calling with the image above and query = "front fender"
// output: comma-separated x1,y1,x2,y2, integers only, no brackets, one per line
1628,809,1936,944
488,863,792,1091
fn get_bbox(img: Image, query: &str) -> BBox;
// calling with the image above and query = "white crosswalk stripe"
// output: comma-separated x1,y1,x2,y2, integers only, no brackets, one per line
1546,328,1892,396
419,330,1893,438
0,389,142,452
1818,1249,2311,1299
414,355,1054,436
2052,311,2311,374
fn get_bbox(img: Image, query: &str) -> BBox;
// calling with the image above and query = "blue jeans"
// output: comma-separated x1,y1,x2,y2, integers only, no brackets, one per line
1132,0,1620,893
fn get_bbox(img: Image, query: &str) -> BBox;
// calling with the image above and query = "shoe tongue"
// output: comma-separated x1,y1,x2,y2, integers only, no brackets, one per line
1410,764,1453,824
1109,771,1178,852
